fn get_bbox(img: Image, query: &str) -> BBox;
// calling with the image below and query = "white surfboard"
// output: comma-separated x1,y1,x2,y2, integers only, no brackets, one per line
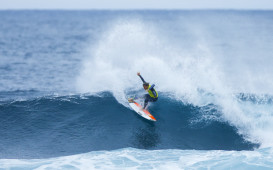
128,100,156,121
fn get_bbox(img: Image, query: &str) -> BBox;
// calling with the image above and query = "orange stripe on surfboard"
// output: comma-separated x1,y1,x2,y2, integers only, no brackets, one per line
134,102,156,121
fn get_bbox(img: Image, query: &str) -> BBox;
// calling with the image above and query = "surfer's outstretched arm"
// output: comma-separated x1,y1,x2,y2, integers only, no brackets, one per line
137,72,146,83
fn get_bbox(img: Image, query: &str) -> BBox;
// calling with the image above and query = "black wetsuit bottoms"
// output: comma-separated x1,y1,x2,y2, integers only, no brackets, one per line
144,94,158,109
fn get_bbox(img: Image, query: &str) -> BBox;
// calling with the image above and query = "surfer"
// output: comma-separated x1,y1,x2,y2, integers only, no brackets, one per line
136,72,158,109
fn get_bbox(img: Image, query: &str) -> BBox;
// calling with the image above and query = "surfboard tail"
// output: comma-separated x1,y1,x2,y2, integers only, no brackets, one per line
133,102,156,121
143,109,156,121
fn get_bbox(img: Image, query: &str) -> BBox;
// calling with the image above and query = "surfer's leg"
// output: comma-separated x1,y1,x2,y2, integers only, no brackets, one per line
143,94,158,109
144,94,150,109
151,97,158,102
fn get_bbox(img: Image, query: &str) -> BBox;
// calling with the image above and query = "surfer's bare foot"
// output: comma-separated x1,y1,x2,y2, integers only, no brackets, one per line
128,98,134,102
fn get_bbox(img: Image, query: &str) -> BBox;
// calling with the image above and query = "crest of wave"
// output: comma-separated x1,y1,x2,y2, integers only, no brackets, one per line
77,19,273,147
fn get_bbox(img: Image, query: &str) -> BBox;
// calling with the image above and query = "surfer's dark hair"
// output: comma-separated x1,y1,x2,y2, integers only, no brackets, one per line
143,82,149,86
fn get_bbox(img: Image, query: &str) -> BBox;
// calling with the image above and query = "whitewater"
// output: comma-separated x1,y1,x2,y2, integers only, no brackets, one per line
0,10,273,169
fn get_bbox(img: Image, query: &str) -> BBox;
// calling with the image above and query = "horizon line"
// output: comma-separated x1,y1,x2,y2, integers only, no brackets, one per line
0,8,272,11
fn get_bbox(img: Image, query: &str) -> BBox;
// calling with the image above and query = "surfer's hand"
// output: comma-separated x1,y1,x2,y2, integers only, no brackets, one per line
137,72,140,76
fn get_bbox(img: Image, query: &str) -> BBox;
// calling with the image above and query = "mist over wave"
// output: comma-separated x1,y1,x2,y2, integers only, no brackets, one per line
76,14,273,148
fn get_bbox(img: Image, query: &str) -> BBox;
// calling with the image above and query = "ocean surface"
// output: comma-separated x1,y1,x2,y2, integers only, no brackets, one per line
0,10,273,169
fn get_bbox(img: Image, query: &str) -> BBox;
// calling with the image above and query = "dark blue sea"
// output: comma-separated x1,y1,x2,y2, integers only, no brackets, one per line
0,10,273,169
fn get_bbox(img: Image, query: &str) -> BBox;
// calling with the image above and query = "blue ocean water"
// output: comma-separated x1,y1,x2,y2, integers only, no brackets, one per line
0,10,273,169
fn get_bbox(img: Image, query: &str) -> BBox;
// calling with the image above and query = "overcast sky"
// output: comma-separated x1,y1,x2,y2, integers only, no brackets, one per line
1,0,273,10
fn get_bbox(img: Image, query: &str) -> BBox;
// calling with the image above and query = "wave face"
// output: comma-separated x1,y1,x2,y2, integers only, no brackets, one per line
0,92,257,158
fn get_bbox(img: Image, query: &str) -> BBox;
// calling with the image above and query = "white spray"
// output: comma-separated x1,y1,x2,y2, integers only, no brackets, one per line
77,18,273,147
